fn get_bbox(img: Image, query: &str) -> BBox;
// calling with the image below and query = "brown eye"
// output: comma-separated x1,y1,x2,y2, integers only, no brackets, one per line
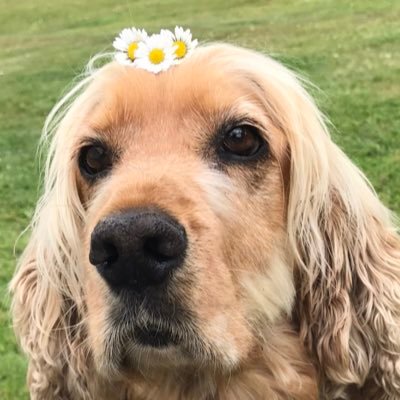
79,143,112,179
219,125,266,160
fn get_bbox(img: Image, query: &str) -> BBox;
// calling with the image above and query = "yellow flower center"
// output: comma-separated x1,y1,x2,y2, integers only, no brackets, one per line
127,42,138,60
174,40,187,59
148,48,165,64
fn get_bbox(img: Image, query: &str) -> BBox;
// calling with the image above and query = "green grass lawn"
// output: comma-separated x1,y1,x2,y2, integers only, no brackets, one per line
0,0,399,398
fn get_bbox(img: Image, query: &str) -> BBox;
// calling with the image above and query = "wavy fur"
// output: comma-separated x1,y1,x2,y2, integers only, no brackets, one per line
10,44,400,399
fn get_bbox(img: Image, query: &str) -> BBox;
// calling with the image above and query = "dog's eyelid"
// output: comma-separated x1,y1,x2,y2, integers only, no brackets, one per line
70,137,99,161
78,136,107,148
218,115,266,136
76,136,118,157
233,117,274,149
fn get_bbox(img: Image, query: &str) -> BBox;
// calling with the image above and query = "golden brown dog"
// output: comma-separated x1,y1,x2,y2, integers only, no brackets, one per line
10,44,400,399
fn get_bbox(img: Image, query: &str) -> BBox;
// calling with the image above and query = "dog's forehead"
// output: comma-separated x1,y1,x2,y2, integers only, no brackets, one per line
88,58,262,138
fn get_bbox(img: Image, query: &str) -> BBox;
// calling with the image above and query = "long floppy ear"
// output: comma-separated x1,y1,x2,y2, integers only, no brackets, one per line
206,44,400,397
9,73,102,398
283,77,400,397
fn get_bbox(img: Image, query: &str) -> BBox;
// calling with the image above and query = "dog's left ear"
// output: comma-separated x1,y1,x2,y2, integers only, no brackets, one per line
282,79,400,397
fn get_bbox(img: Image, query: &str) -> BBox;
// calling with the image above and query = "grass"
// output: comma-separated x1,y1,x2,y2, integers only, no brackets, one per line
0,0,399,398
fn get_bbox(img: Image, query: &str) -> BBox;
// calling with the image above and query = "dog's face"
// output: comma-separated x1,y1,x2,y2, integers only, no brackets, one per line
10,39,400,399
72,46,294,377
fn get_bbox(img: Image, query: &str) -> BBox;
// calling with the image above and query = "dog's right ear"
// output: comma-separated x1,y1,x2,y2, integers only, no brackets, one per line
10,241,69,397
9,153,92,397
9,71,102,398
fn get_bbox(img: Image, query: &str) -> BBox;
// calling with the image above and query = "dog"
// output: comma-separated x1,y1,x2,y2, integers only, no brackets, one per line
10,43,400,399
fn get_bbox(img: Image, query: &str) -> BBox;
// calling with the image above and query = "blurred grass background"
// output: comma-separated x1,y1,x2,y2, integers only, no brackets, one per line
0,0,399,398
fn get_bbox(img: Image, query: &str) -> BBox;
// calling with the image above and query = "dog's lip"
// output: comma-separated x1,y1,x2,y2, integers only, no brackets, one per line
135,325,180,348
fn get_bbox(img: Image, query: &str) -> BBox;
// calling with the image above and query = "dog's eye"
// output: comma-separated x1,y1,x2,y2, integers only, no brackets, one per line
219,125,266,160
79,144,112,179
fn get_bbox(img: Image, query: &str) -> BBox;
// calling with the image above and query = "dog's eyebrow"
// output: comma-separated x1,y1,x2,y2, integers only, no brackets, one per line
85,97,141,138
246,76,266,95
241,74,286,135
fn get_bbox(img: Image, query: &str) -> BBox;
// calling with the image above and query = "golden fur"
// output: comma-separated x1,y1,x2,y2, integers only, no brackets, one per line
10,44,400,399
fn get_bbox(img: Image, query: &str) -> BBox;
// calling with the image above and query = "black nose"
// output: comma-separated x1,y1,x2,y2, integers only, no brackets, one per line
89,208,187,291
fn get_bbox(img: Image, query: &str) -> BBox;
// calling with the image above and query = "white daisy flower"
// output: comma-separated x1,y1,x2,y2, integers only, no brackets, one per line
134,33,176,74
113,28,148,66
167,26,198,62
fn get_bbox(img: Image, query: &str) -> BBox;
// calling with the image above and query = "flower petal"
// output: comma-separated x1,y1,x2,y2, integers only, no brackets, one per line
160,28,175,41
113,37,128,51
114,51,134,66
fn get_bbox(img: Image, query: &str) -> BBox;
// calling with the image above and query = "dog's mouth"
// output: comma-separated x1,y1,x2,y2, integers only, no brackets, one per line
110,291,194,356
135,325,180,348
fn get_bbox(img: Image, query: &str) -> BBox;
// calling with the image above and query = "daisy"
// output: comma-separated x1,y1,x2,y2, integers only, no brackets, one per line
163,26,198,62
134,33,176,74
113,28,148,66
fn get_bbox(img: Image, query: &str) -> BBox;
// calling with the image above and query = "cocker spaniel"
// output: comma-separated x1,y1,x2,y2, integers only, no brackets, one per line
10,43,400,399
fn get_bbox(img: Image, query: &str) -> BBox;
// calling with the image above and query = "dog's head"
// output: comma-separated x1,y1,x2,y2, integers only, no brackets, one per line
77,45,294,373
11,43,400,398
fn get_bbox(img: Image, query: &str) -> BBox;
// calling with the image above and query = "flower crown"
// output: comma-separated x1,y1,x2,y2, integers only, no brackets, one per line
113,26,198,74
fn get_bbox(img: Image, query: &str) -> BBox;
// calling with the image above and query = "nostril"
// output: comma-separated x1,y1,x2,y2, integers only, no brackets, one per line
89,240,119,267
143,235,177,263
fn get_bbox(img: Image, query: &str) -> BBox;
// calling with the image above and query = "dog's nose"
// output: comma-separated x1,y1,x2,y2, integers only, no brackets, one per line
89,208,187,291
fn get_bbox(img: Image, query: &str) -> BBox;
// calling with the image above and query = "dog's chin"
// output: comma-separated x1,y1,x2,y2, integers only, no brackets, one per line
95,326,205,377
122,340,195,372
94,289,236,375
95,319,205,376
